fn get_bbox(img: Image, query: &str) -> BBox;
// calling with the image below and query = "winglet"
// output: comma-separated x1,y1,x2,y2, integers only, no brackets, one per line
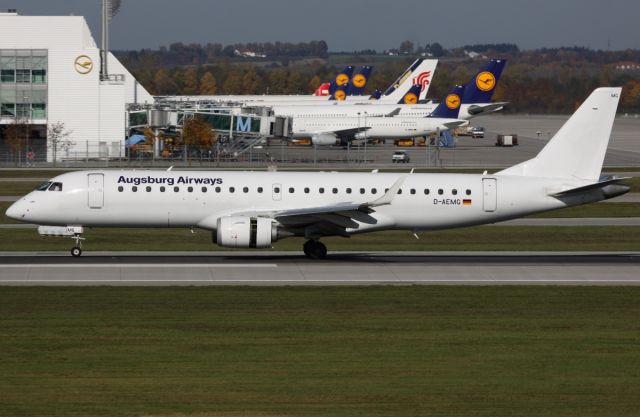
363,176,406,208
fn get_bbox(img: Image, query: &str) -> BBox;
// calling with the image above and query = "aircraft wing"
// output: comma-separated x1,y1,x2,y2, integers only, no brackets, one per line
231,176,407,234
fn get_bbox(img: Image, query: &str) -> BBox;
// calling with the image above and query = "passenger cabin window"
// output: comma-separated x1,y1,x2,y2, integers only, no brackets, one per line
36,181,52,191
201,187,207,193
466,189,471,195
118,186,124,192
244,187,249,193
188,187,193,193
289,187,295,193
146,186,151,192
410,189,416,195
424,189,430,195
452,189,458,195
215,187,221,193
132,186,138,192
174,186,179,192
304,187,310,194
346,188,352,194
160,186,166,192
371,188,377,194
49,182,63,191
319,187,325,194
360,188,365,194
258,187,263,193
438,189,443,195
332,188,338,194
229,187,235,193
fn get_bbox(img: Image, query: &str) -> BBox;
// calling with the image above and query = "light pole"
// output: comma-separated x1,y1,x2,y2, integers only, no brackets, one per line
363,111,368,165
23,94,30,167
357,112,361,163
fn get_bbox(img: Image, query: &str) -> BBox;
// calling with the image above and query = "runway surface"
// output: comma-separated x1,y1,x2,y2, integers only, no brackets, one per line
1,251,638,285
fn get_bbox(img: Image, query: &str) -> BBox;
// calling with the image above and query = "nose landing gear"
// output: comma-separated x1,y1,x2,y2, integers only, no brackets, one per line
303,239,327,259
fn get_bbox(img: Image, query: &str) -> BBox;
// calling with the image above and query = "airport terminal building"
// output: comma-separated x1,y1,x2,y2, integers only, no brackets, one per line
0,10,154,162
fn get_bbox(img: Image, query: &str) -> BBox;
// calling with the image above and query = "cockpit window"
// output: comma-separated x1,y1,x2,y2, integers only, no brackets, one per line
48,182,63,191
35,181,52,191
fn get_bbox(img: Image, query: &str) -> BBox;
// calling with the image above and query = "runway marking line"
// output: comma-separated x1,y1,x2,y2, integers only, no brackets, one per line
1,279,640,283
0,264,278,268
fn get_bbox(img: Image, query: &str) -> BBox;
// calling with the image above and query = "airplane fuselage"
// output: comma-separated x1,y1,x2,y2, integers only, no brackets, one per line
8,170,586,234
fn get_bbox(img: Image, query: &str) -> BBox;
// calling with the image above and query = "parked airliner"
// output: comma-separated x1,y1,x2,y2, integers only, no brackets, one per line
6,88,629,259
270,59,507,121
290,85,467,145
162,59,437,105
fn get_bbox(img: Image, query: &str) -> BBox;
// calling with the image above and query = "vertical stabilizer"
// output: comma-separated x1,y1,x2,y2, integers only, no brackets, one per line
498,87,621,181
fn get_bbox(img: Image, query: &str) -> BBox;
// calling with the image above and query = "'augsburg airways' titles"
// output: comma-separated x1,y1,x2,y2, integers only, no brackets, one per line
117,176,223,186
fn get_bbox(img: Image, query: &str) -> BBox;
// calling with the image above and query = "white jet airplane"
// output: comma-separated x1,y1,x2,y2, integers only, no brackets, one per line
6,88,629,259
290,85,468,145
161,59,437,105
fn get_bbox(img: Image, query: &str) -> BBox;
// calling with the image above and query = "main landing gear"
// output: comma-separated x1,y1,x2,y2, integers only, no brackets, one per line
70,233,85,257
303,239,327,259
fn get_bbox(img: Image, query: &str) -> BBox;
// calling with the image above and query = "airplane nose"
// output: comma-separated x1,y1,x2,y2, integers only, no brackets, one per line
5,200,25,221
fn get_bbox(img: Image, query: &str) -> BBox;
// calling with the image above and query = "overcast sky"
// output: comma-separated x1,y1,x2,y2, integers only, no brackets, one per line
3,0,639,51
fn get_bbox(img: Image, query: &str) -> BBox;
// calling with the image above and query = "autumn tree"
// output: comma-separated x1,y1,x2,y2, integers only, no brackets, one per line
182,116,217,160
241,66,261,94
200,71,217,94
183,67,200,95
308,75,321,93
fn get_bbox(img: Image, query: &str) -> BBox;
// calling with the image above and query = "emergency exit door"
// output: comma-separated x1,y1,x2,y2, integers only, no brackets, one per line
88,173,104,209
482,178,497,212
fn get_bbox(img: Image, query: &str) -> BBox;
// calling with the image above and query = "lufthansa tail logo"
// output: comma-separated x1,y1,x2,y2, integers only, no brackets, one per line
404,92,418,104
336,73,349,86
352,74,367,88
334,90,347,100
445,94,461,109
475,71,496,91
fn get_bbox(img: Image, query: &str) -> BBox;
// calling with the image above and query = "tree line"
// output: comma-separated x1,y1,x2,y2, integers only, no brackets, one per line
116,42,640,113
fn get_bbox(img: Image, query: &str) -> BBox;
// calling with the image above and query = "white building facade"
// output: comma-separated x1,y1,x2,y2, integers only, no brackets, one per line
0,11,153,161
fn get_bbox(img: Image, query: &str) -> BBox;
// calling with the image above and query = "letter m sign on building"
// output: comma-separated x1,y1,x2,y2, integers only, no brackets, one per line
236,116,253,132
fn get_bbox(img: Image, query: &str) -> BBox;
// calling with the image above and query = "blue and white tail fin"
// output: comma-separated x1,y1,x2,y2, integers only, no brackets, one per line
461,59,506,104
398,84,421,104
329,84,349,101
328,66,355,95
429,85,465,119
380,59,438,103
347,66,373,96
369,89,382,100
498,87,621,181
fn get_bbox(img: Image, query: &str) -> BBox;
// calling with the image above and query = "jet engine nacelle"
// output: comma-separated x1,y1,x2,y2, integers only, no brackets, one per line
214,216,277,248
311,133,339,146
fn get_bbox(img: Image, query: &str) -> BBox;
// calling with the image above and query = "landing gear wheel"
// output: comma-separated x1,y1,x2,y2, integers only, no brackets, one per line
71,247,82,257
303,240,327,259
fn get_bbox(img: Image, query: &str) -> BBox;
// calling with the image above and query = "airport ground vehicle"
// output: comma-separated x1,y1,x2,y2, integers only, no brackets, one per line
392,151,410,163
471,126,485,138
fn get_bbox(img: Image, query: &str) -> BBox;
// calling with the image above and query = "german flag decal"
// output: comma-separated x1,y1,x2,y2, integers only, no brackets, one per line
463,199,472,206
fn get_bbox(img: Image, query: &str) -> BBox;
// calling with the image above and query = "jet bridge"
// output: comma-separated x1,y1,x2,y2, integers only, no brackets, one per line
127,100,292,139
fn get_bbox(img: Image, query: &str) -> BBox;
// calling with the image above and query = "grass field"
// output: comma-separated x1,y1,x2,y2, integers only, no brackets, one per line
1,286,639,417
1,226,639,252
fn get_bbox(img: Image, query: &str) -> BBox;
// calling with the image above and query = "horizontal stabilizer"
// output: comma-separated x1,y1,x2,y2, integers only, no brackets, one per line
467,102,508,115
550,177,631,198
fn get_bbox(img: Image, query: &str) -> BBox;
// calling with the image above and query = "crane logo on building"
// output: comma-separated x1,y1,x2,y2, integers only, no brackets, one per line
74,55,93,74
